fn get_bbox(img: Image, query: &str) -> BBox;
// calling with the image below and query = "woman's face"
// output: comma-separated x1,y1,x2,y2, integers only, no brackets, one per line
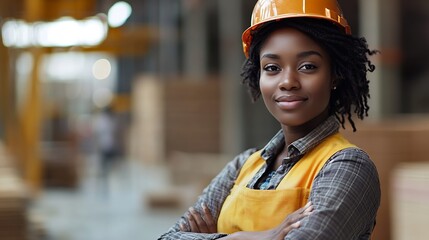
259,27,333,130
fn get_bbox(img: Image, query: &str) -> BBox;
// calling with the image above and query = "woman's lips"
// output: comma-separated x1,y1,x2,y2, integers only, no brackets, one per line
275,95,307,110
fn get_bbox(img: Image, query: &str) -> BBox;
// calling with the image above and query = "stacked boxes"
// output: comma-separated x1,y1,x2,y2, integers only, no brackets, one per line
391,163,429,240
0,143,29,240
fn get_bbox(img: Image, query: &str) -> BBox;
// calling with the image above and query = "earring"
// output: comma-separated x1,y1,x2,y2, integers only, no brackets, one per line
333,86,337,90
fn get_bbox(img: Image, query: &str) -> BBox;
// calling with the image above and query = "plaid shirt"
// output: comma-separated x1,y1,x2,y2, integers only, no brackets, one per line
158,116,381,240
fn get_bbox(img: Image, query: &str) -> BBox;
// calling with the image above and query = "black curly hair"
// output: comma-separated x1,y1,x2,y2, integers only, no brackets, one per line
241,18,378,131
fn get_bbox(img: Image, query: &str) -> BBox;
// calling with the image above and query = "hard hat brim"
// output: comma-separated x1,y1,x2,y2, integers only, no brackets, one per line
241,0,352,58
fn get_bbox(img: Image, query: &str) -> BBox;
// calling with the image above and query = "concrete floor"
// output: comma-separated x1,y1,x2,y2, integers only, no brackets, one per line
30,155,186,240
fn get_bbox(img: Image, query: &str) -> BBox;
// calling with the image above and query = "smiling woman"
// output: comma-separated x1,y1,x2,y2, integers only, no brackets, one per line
159,0,381,239
259,28,333,138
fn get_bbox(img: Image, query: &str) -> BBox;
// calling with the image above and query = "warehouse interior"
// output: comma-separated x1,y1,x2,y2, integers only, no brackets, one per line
0,0,429,239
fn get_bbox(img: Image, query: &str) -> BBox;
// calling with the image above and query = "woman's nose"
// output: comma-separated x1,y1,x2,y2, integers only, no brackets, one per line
278,70,300,90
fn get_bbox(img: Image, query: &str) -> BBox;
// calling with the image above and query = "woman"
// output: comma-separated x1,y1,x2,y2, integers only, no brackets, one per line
159,0,380,239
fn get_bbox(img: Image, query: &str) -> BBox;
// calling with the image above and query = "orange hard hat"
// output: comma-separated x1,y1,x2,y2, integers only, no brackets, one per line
242,0,351,58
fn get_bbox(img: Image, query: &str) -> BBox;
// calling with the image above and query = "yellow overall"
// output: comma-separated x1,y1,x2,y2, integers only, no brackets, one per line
217,133,356,233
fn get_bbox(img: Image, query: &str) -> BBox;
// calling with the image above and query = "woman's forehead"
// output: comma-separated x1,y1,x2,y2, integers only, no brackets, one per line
260,28,325,54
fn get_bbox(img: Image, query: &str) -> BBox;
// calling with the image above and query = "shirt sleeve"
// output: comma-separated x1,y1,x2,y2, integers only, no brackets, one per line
157,148,256,240
285,148,381,240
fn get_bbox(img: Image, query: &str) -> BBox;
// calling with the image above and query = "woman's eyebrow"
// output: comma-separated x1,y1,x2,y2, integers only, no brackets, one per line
260,53,280,60
297,50,323,59
261,51,323,60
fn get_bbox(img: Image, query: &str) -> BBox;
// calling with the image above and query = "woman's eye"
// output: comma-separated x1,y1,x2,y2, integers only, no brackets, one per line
263,64,281,72
299,64,317,71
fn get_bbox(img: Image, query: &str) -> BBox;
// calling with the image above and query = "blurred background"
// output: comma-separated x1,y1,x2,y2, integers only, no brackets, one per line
0,0,428,239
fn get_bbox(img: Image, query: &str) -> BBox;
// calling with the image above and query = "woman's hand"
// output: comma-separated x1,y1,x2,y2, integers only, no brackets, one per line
263,201,313,239
180,203,217,233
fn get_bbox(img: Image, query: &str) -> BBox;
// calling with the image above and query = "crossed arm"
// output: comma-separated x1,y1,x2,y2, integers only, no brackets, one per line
158,148,380,240
181,202,313,240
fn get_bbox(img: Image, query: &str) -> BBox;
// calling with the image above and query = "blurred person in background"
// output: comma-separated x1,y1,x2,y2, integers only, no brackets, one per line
93,106,120,193
159,0,380,239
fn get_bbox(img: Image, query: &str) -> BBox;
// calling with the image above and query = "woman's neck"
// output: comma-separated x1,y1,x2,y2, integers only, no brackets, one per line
281,110,330,148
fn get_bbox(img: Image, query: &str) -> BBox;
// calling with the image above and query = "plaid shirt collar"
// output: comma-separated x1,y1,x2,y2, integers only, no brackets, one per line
260,115,340,161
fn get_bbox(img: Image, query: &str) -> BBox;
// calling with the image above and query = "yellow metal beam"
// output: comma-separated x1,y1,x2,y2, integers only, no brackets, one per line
43,0,96,20
0,0,45,194
21,0,96,21
14,0,47,194
19,48,44,194
24,0,45,21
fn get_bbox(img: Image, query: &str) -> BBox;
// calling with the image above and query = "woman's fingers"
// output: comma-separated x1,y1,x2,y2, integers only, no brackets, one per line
180,203,218,233
280,202,314,228
281,221,301,236
179,223,187,232
201,203,217,233
187,211,200,232
298,201,313,217
300,201,310,212
300,202,313,213
303,205,313,216
190,207,210,233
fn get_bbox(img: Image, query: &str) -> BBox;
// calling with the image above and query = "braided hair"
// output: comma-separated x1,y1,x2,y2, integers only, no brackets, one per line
241,18,377,131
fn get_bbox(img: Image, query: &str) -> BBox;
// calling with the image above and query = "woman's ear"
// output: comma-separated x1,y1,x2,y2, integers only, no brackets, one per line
331,78,337,90
332,74,343,90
